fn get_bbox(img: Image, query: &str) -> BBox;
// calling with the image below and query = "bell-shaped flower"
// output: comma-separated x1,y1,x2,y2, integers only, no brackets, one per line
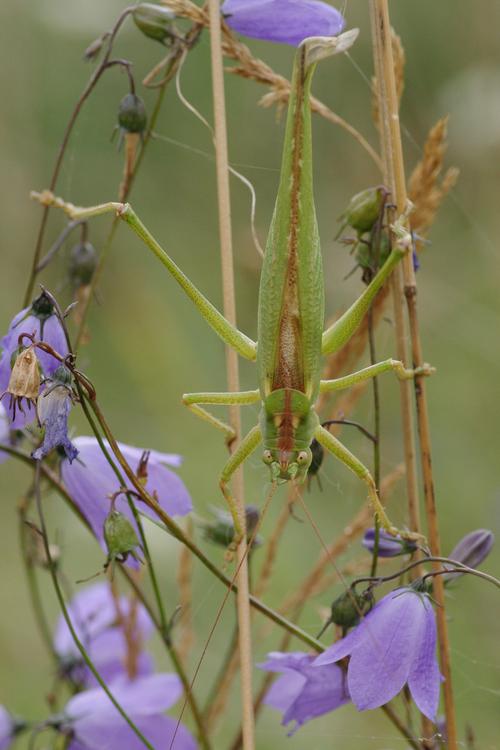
258,651,349,734
314,588,440,720
60,437,192,563
221,0,345,47
362,527,418,557
54,582,154,687
32,366,78,463
0,707,15,750
0,404,11,464
0,291,67,428
61,673,196,750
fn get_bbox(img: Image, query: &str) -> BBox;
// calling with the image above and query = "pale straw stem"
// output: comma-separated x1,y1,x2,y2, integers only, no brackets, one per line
207,1,255,747
369,2,458,747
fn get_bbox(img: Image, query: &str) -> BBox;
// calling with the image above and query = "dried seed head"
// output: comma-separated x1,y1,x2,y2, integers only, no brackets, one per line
7,348,40,401
68,241,98,288
133,3,176,43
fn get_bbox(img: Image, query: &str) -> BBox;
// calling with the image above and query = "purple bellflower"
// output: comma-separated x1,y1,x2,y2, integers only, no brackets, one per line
0,404,10,464
32,365,78,463
259,651,349,734
314,588,440,720
60,437,192,563
362,527,418,557
443,528,494,583
0,707,14,750
54,582,154,687
61,673,197,750
221,0,345,47
0,291,68,428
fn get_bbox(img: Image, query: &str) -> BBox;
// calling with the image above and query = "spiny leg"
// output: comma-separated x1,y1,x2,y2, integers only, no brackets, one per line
182,389,260,445
319,359,435,393
314,424,424,543
219,425,262,557
31,192,257,361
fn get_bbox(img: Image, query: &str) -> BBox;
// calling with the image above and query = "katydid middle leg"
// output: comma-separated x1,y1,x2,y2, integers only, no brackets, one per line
319,359,435,394
182,389,260,445
314,424,423,542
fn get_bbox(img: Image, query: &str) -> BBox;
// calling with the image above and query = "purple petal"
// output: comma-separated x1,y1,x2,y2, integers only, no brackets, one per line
221,0,345,47
32,386,78,463
346,589,428,711
66,673,183,719
0,706,13,750
0,405,10,465
77,629,155,688
313,621,362,666
73,714,196,750
444,529,495,581
362,527,416,557
407,596,440,720
264,672,306,714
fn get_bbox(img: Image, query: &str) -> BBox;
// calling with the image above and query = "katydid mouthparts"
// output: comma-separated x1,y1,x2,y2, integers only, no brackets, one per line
32,32,433,549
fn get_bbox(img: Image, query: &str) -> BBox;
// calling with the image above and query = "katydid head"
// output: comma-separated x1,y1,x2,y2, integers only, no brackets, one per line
262,446,312,483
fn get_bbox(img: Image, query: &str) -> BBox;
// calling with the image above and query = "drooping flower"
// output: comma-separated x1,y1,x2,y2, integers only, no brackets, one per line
60,437,192,562
221,0,345,47
314,588,440,720
32,365,78,463
0,707,15,750
61,673,196,750
362,527,418,557
54,581,154,687
443,528,494,583
0,291,68,428
259,651,350,734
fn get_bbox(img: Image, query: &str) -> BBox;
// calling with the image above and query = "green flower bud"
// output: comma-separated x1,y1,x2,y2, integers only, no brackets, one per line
329,589,373,629
338,186,388,235
68,241,97,287
133,3,176,43
201,505,262,549
118,94,147,135
103,510,142,569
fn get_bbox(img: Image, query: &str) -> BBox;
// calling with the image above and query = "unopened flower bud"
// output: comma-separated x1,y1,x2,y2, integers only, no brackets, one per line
338,186,388,236
83,32,110,62
444,529,494,583
201,505,262,549
329,588,373,629
31,290,54,320
103,510,142,570
362,527,418,558
133,3,176,43
68,241,97,288
118,94,147,135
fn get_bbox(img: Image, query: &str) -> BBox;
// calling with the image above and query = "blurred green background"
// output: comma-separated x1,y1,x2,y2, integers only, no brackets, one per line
1,0,499,747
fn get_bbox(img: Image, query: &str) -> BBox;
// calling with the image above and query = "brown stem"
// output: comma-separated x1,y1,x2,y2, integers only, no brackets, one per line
369,2,458,747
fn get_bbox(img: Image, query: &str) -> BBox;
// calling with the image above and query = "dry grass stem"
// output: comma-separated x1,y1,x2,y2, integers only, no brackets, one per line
408,116,459,237
372,28,405,129
119,132,140,202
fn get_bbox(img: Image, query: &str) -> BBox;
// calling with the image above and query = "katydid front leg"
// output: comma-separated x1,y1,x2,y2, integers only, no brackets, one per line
319,359,435,393
182,389,260,445
31,192,257,362
219,425,262,558
314,424,423,543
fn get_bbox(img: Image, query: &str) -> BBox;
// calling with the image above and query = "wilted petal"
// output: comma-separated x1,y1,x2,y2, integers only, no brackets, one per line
60,437,191,560
407,596,440,720
32,380,77,463
221,0,345,47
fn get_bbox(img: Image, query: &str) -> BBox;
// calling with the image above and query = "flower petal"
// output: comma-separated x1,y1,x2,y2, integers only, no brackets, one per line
282,661,349,732
221,0,345,47
407,596,440,720
73,714,196,750
313,622,362,666
264,672,306,714
346,589,428,711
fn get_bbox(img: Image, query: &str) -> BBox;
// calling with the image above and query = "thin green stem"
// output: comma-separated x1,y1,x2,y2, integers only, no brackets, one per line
33,462,155,750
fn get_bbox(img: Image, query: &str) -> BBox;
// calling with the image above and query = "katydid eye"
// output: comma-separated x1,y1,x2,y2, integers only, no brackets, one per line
262,450,273,464
297,451,309,464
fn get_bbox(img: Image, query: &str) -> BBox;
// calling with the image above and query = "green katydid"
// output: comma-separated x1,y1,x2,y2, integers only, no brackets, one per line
33,33,432,547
